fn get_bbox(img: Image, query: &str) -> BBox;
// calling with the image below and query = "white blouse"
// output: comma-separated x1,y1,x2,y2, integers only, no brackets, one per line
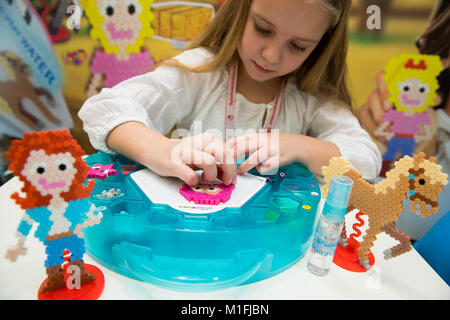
79,48,381,181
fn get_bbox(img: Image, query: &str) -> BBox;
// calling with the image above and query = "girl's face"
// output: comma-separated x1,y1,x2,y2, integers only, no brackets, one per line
22,150,77,198
238,0,331,84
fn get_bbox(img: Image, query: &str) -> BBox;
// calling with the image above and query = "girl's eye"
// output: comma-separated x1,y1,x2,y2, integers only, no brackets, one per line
255,23,272,36
128,5,135,14
37,167,45,174
59,164,67,171
290,42,306,52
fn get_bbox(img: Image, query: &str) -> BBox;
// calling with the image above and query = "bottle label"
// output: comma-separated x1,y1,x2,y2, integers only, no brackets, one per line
312,232,339,257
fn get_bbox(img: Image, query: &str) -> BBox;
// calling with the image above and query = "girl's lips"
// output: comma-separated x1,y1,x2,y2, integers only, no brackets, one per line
253,61,273,74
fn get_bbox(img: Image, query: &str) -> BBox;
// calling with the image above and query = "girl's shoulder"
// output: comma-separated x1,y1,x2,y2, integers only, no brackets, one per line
171,47,215,67
285,77,351,111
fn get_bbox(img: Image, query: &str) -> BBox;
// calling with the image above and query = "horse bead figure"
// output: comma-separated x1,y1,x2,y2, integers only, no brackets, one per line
322,153,448,269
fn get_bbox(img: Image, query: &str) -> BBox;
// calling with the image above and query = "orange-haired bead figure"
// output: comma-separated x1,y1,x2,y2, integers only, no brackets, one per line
4,130,104,299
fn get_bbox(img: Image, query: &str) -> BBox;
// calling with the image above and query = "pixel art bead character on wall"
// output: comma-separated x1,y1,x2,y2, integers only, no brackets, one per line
180,183,235,205
321,154,448,271
4,130,104,298
375,54,444,176
82,0,155,97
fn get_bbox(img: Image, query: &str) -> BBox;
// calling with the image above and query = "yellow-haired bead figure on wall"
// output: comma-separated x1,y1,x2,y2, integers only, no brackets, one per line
81,0,155,97
375,54,444,176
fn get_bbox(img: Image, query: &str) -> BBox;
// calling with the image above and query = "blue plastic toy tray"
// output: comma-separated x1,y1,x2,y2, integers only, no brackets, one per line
84,152,321,291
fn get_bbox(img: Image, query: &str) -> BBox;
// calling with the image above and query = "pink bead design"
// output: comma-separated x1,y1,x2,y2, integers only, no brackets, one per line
90,50,154,88
179,183,235,205
87,164,117,180
382,109,430,135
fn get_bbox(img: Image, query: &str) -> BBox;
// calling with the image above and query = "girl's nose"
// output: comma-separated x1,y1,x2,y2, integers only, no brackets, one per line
262,42,282,65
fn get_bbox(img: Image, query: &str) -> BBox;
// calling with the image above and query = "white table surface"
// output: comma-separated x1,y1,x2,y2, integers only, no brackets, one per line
1,177,449,300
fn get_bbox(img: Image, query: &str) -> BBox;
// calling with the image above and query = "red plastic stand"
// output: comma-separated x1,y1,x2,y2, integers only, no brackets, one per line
333,237,375,272
37,264,105,300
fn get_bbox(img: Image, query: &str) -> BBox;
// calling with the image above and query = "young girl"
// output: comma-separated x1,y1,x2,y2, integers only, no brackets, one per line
79,0,381,187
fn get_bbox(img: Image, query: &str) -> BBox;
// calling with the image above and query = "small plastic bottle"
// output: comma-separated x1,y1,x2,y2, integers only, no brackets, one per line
307,175,353,276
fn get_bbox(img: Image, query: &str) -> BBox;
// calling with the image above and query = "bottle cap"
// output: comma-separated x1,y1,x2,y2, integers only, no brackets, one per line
322,175,353,222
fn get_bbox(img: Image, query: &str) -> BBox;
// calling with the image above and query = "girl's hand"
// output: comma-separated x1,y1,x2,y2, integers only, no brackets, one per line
228,132,299,175
107,122,237,187
356,71,392,144
167,133,237,186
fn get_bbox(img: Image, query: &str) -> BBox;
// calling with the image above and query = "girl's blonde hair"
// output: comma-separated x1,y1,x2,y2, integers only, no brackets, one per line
156,0,352,109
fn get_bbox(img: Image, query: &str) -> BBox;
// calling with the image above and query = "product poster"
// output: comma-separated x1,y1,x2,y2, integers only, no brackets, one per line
0,1,72,138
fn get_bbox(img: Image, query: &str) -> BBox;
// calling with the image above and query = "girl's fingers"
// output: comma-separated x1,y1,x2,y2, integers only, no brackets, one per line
184,148,218,182
173,162,199,186
228,134,258,159
177,134,236,184
256,155,280,175
357,103,378,137
237,146,270,175
203,138,236,185
218,162,236,185
231,133,275,160
375,71,392,111
367,90,386,126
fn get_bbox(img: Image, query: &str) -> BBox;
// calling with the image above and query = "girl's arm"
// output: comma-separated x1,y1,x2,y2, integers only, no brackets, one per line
107,121,237,186
283,133,341,174
106,121,196,185
309,103,382,182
